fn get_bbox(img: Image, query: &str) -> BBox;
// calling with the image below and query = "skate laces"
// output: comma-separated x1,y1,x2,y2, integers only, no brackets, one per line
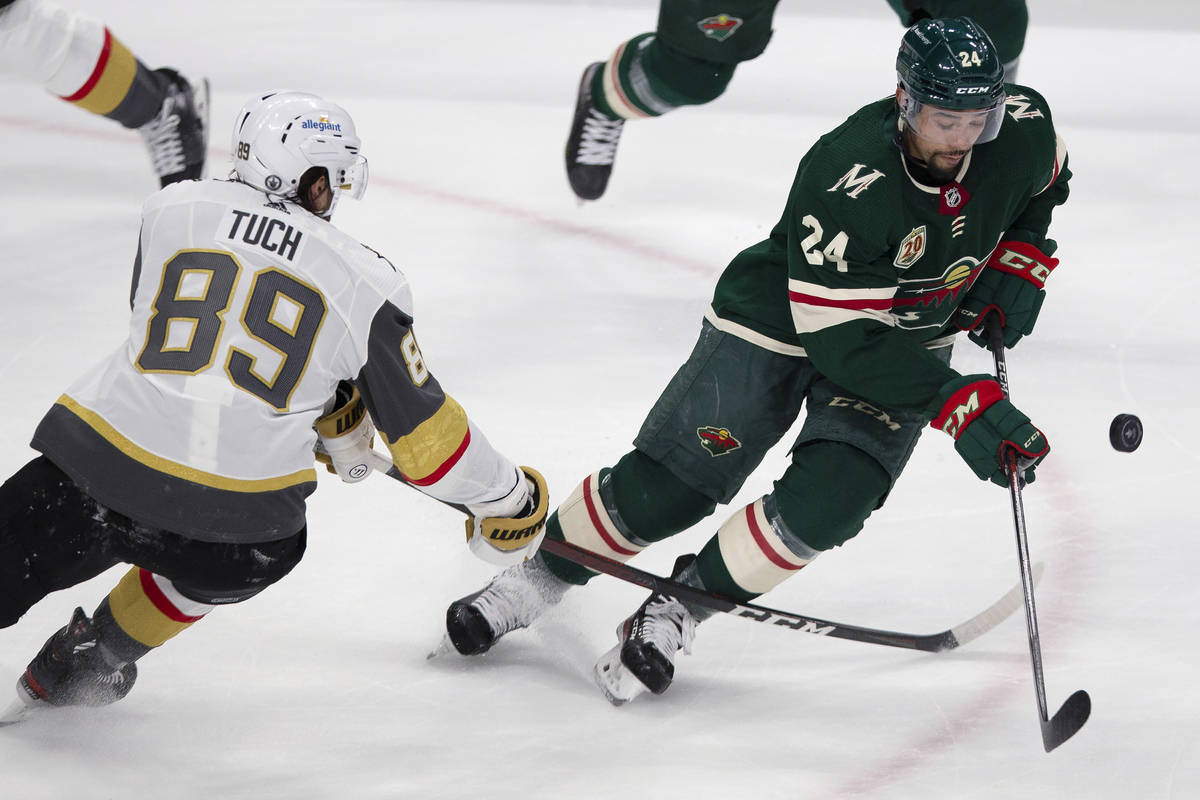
629,594,696,657
27,617,108,691
576,109,625,166
470,566,554,637
140,92,187,177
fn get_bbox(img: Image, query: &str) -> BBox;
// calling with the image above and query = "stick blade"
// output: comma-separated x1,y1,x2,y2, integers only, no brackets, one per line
944,561,1045,650
1041,689,1091,752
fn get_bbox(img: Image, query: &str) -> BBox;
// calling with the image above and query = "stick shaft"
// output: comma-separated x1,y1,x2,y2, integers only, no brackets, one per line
987,316,1052,724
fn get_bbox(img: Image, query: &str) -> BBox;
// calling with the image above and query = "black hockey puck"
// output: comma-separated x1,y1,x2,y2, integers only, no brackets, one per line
1109,414,1142,452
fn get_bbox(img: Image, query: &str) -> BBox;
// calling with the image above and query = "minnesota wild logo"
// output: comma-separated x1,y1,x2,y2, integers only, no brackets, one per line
892,256,984,329
697,14,743,41
697,426,742,456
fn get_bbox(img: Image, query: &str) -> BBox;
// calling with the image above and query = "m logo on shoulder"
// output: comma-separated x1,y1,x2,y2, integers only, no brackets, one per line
828,164,885,199
1005,95,1045,121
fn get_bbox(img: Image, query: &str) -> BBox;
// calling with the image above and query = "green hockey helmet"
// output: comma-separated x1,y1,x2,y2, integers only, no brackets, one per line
896,17,1006,145
897,17,1004,109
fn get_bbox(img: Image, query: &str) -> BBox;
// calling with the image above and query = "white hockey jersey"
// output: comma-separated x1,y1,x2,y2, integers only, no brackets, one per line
33,179,521,543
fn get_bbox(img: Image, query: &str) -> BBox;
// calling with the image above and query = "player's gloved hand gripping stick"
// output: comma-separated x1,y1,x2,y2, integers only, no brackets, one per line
314,382,377,483
957,240,1059,349
985,313,1090,752
314,382,549,564
460,467,549,565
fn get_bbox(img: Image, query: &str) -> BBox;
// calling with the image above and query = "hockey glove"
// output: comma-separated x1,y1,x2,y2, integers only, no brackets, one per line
931,374,1050,487
314,381,377,483
465,466,549,566
956,240,1059,349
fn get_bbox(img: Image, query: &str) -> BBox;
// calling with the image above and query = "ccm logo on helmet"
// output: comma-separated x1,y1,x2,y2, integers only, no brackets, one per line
956,86,992,94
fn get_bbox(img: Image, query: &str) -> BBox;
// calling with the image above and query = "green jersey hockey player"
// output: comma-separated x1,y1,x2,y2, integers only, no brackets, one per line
446,16,1068,706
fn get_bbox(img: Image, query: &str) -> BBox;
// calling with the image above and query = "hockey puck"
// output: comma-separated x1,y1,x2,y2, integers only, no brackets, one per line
1109,414,1142,452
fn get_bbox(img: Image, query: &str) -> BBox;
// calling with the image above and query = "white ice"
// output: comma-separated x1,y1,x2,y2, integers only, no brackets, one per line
2,1,1199,798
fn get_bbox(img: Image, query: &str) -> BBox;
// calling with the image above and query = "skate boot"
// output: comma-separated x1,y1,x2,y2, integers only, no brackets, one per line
565,62,626,201
139,68,210,187
445,557,570,655
16,607,137,710
594,555,699,706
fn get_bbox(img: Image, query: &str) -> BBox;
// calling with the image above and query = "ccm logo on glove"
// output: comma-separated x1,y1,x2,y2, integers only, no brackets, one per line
932,380,1005,439
989,240,1059,288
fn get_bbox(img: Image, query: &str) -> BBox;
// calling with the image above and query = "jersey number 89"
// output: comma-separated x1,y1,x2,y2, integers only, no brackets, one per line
135,249,327,411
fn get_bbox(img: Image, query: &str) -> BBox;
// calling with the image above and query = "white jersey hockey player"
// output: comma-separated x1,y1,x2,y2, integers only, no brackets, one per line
0,90,547,725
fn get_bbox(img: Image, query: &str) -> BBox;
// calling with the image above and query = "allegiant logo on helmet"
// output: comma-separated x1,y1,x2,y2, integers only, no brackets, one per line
301,118,342,133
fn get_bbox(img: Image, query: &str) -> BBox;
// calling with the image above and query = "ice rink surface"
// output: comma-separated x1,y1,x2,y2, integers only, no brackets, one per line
2,1,1199,797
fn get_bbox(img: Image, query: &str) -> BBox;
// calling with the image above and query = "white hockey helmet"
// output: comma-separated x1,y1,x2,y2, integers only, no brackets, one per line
231,90,368,215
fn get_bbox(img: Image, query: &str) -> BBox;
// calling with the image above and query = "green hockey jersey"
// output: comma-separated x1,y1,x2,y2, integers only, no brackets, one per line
706,85,1069,412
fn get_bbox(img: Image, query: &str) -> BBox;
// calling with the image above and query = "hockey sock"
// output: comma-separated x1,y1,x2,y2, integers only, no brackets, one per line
91,596,151,666
538,515,595,586
772,441,890,551
693,495,821,604
607,450,717,540
593,33,735,120
540,451,715,585
100,567,214,657
58,37,168,128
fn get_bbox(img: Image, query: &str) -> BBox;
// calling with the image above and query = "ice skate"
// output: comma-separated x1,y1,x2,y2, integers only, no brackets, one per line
139,68,209,187
443,558,569,656
594,555,698,706
14,607,137,713
565,62,626,201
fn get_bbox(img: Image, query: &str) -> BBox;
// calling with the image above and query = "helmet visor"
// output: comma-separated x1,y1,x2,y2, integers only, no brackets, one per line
335,155,368,200
900,92,1006,148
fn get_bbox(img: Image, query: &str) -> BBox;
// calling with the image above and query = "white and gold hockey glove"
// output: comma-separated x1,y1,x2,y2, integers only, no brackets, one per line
465,466,549,565
314,382,380,483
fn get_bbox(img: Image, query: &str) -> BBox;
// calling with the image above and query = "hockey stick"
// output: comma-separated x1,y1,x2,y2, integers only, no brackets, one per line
369,458,1037,652
986,315,1090,752
539,536,1039,652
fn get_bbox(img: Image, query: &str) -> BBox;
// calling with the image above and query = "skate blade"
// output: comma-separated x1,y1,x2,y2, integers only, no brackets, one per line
0,698,34,728
426,634,457,660
592,643,646,707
